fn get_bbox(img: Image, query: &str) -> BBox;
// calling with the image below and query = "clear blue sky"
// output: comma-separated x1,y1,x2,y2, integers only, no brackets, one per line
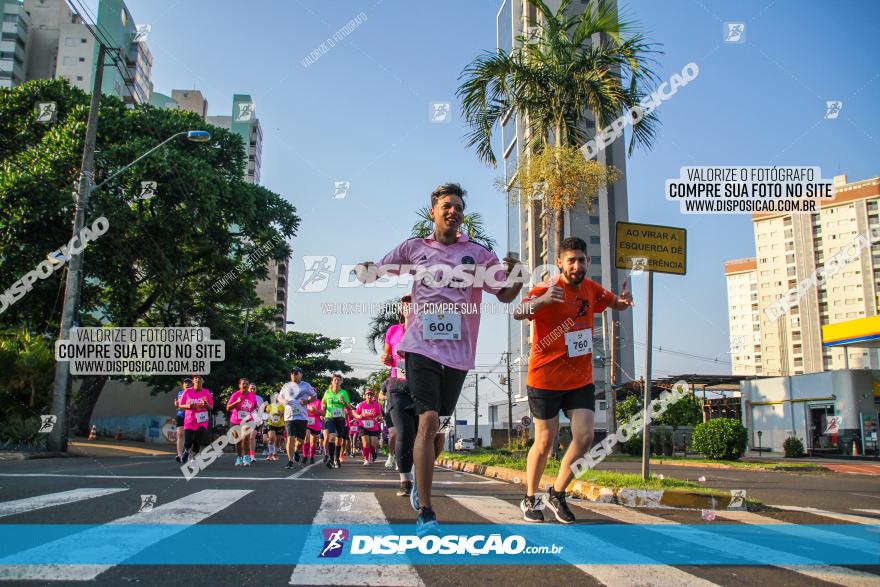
89,0,880,406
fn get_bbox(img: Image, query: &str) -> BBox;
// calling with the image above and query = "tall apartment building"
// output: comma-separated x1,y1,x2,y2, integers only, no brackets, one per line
726,174,880,376
7,0,152,104
171,88,207,118
1,0,30,88
498,0,635,406
207,95,289,330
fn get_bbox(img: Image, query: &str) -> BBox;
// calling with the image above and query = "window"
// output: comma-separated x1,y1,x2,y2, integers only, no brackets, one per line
76,76,83,81
590,236,600,245
589,216,600,225
590,256,601,264
63,56,76,66
65,37,76,46
599,401,607,411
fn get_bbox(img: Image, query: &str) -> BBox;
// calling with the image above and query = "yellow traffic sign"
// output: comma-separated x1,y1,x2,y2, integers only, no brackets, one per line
615,221,687,276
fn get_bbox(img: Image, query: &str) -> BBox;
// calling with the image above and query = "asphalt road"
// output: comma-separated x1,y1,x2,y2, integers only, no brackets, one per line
597,460,880,512
0,451,878,586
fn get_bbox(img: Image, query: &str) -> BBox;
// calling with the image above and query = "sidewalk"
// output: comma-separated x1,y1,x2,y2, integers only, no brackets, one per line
0,437,175,460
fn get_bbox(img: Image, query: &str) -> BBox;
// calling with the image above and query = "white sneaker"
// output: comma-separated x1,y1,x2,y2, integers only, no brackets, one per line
363,459,370,466
384,455,394,469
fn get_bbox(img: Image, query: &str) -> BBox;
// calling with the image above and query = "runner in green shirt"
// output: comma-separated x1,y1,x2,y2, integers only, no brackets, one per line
321,372,352,468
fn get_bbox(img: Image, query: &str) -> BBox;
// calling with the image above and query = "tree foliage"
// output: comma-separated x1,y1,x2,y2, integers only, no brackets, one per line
411,207,497,251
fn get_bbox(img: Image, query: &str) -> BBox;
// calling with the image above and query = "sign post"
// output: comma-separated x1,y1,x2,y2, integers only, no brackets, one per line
615,221,687,480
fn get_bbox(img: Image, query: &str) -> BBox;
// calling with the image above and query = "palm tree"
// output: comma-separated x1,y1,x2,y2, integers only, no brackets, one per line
366,298,402,355
458,0,661,253
411,207,498,251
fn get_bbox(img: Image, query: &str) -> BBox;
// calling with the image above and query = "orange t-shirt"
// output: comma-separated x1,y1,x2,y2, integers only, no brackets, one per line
524,277,615,391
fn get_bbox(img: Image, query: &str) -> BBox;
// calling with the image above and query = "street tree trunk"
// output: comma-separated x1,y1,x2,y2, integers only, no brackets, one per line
68,375,108,436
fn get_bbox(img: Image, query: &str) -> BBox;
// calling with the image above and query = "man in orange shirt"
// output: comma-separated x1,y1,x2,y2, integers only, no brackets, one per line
513,237,633,523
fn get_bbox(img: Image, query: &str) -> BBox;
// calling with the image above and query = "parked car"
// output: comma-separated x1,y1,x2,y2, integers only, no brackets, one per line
455,438,476,451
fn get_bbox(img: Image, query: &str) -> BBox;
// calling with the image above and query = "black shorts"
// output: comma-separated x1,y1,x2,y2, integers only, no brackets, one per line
175,414,184,427
267,426,285,436
361,429,380,438
324,417,348,437
284,420,307,441
405,352,468,417
527,384,596,420
183,427,210,449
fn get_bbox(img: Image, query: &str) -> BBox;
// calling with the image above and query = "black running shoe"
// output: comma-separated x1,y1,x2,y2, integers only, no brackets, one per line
310,457,315,464
416,507,439,537
520,495,545,523
396,480,413,497
294,452,300,463
326,458,333,469
545,487,576,524
181,451,189,464
175,455,182,463
323,454,329,464
285,461,294,470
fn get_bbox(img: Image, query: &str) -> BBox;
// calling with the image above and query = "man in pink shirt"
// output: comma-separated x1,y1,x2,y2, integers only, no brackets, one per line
356,183,522,534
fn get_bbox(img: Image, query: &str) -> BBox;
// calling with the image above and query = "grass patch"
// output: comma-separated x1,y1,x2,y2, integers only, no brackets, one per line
441,450,721,493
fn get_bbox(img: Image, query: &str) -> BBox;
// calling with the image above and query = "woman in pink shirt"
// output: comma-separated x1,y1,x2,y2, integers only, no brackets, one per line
178,374,214,464
226,378,258,466
304,396,323,464
354,389,383,466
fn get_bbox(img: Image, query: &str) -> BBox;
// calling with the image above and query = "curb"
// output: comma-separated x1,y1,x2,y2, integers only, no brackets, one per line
439,458,749,511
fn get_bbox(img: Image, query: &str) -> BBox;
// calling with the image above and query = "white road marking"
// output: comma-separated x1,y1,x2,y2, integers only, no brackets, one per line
448,494,719,587
0,473,501,484
289,491,423,586
768,505,880,525
0,488,127,519
286,462,318,479
576,501,880,587
0,489,251,581
852,509,880,515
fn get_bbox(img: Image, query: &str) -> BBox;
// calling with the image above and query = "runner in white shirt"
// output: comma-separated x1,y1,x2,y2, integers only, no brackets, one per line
279,367,318,469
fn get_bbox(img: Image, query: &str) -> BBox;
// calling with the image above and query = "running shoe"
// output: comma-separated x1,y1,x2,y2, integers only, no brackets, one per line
363,459,370,466
416,507,439,537
175,455,182,463
384,455,395,469
235,456,243,467
325,458,333,469
396,480,413,497
520,495,545,523
285,460,294,470
310,457,315,464
409,470,420,511
181,451,189,464
294,452,300,463
243,456,252,467
323,454,329,464
545,487,575,524
333,460,341,469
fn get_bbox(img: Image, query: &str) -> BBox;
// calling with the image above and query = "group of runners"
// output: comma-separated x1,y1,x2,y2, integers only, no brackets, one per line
175,182,634,535
172,370,396,470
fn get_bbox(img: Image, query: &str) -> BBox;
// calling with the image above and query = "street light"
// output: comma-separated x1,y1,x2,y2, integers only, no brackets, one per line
47,130,211,452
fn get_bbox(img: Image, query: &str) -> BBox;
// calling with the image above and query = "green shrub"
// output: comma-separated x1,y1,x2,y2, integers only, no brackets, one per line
622,433,643,456
0,414,47,450
783,436,805,458
691,418,748,460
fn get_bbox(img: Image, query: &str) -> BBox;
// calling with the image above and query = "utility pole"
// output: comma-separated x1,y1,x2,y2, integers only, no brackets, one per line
504,352,513,446
48,44,106,453
473,374,479,447
609,319,617,438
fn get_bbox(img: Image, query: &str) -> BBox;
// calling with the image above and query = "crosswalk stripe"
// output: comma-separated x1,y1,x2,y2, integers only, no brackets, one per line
768,505,880,525
575,501,880,587
289,491,424,586
0,489,251,581
447,494,719,587
0,488,127,518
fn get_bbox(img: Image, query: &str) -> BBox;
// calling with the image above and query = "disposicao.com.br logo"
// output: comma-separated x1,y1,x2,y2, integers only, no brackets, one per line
322,531,562,557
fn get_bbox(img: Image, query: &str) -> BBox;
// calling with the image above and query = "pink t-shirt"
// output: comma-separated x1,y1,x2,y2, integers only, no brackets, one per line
356,401,382,431
306,399,323,431
385,323,406,378
377,233,504,371
227,391,258,425
180,388,213,430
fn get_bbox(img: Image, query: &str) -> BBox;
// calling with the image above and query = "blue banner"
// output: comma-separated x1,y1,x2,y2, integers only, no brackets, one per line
0,524,876,565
